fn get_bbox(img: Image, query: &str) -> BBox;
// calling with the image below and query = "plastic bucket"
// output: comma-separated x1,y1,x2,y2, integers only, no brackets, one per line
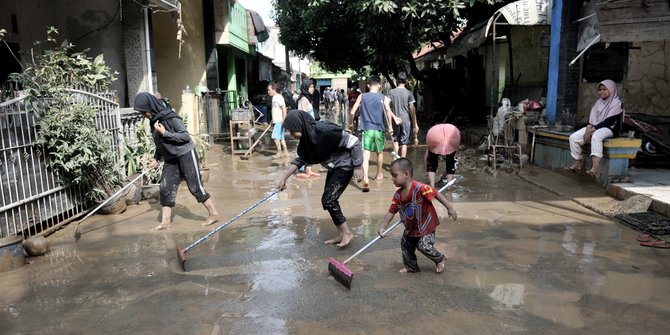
0,235,25,272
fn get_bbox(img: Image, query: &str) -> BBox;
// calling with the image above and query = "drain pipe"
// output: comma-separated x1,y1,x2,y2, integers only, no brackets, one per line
144,7,154,94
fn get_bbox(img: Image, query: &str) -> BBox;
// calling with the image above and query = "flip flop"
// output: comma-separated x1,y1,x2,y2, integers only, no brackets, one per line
640,240,670,249
636,234,652,242
362,182,370,192
563,166,579,173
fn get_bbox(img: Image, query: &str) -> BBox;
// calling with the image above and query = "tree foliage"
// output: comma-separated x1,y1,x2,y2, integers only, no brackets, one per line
273,0,502,78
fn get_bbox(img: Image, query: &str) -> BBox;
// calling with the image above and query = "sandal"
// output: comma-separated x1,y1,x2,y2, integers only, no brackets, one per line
640,240,670,249
636,234,652,242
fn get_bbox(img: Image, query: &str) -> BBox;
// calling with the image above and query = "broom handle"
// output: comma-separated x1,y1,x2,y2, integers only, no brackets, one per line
79,169,150,223
184,189,280,252
342,181,453,265
342,220,402,265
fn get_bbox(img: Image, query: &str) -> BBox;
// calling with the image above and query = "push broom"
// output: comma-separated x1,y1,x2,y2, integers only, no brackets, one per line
328,180,454,289
74,168,152,241
176,189,280,271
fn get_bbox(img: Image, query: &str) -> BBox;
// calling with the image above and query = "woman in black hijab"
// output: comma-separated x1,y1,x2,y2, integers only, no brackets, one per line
277,110,364,247
134,92,220,230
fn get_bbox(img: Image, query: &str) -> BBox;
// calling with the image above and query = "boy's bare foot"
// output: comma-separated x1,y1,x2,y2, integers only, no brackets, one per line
374,173,383,181
436,258,447,273
201,215,220,227
324,237,342,244
307,171,321,177
151,222,171,231
296,172,309,178
336,233,354,248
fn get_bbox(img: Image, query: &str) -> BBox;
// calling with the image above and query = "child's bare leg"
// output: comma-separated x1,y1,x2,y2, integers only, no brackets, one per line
201,198,220,226
362,150,371,183
436,257,447,273
324,224,354,247
374,151,384,180
336,223,354,248
428,171,437,189
152,206,172,230
281,140,289,156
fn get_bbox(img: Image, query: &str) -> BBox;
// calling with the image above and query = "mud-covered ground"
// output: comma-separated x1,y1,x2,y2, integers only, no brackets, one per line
1,139,669,335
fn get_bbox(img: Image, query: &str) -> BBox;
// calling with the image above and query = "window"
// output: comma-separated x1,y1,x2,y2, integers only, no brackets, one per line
582,42,628,83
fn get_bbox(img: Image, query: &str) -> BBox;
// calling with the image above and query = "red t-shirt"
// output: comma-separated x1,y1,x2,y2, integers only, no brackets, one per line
388,180,439,237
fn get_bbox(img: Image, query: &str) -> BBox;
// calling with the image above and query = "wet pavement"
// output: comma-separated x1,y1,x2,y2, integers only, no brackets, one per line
1,139,670,335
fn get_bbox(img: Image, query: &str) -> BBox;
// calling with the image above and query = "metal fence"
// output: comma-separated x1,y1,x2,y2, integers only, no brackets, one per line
0,90,123,238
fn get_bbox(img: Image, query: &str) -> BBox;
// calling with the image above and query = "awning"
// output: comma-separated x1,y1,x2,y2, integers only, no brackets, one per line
445,0,550,59
147,0,180,12
444,21,488,59
596,0,670,42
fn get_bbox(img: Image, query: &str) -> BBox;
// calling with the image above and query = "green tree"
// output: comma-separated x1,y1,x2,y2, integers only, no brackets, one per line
273,0,503,80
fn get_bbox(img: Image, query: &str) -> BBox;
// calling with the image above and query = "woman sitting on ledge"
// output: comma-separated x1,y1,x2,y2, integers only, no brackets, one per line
565,79,623,176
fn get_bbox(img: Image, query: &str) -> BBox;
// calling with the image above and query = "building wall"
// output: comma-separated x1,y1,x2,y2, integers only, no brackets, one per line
1,0,127,104
483,43,509,106
510,26,550,85
623,41,670,117
577,41,670,121
152,0,207,116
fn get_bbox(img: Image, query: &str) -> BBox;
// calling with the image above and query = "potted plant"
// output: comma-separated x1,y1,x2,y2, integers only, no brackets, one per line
9,28,125,211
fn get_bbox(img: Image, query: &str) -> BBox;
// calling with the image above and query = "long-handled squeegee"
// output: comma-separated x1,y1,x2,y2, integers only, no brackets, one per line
328,180,454,289
177,189,280,271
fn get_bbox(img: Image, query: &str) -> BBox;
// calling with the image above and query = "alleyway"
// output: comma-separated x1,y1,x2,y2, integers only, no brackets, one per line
1,143,669,335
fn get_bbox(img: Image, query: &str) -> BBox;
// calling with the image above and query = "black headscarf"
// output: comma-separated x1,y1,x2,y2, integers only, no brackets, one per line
283,110,342,164
297,78,313,105
133,92,181,128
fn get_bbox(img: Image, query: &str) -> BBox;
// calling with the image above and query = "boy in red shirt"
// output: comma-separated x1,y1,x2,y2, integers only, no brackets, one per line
378,158,457,273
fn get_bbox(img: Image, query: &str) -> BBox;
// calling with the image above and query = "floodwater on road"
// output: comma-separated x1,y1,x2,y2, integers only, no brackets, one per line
1,142,669,335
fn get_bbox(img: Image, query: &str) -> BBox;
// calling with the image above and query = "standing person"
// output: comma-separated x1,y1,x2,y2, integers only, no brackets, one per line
323,88,332,112
277,110,364,248
378,158,457,273
337,89,347,125
348,87,361,132
133,92,220,230
425,124,461,188
349,75,400,192
278,82,298,110
312,80,321,121
268,82,289,158
296,79,321,177
389,72,419,158
565,79,623,176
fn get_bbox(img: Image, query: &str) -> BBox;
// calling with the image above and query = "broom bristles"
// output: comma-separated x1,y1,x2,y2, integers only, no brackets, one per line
328,257,353,289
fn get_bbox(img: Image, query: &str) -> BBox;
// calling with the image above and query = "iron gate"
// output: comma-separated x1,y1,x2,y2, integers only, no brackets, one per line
0,89,123,238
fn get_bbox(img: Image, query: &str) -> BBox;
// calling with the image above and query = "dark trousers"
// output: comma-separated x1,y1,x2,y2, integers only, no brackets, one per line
401,233,444,272
160,149,210,207
426,151,456,174
321,168,353,226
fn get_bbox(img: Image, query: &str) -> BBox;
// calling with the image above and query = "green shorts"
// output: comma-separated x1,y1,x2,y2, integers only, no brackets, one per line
362,130,385,152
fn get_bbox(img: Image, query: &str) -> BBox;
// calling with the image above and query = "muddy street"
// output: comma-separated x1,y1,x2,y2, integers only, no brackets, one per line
1,144,669,335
